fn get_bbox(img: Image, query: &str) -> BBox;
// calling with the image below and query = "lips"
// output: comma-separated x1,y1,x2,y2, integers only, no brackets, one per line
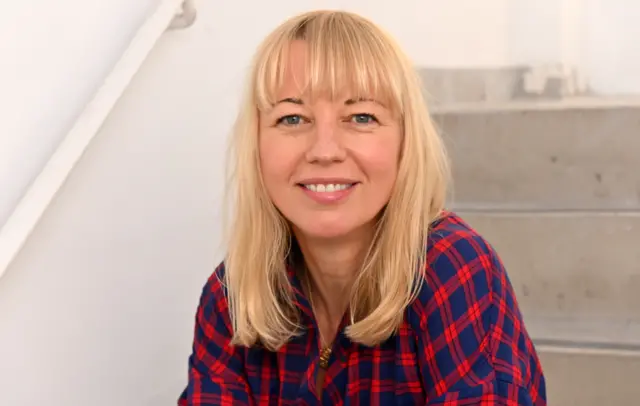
300,183,354,192
297,181,358,204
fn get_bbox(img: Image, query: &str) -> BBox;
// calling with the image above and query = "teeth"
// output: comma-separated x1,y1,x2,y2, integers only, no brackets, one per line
304,183,352,192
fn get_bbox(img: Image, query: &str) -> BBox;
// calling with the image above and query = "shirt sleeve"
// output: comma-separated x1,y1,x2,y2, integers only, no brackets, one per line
178,266,254,406
410,227,547,405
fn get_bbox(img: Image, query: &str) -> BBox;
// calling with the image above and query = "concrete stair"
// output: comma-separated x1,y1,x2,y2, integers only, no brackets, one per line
538,348,640,406
431,99,640,404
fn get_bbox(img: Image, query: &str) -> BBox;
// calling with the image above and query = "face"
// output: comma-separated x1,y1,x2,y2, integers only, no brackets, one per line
258,41,402,241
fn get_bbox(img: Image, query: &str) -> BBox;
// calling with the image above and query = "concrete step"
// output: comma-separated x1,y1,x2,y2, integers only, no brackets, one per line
460,210,640,402
529,318,640,349
439,101,640,402
459,212,640,330
537,345,640,406
418,66,590,106
419,67,525,105
432,101,640,210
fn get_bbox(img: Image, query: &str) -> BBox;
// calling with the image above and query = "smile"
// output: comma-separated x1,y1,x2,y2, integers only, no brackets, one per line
297,182,358,204
301,183,354,192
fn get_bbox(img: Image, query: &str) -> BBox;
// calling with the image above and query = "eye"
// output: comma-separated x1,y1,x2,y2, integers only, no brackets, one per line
350,113,378,125
276,114,306,126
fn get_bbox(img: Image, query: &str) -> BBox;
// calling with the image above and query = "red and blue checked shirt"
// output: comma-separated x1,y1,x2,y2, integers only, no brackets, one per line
178,212,546,405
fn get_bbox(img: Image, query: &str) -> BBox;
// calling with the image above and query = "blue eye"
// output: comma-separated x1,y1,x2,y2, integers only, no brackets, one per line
277,115,303,126
351,114,377,124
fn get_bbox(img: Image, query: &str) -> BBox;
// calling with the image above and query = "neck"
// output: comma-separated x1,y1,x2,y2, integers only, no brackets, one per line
294,224,374,328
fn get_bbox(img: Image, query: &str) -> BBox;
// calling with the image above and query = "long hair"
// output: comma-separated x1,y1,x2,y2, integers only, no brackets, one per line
223,10,450,350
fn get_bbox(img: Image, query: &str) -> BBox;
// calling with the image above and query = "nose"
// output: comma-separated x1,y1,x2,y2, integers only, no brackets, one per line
305,118,347,164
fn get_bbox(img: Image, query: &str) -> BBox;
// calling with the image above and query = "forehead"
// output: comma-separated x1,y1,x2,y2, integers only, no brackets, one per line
256,39,400,111
276,41,311,97
284,41,308,80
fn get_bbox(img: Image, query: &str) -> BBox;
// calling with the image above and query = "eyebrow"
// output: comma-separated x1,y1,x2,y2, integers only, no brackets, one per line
276,97,304,105
275,97,379,106
345,98,379,105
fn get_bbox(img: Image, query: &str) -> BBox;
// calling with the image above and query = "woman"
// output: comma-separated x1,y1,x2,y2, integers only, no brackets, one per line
179,10,546,405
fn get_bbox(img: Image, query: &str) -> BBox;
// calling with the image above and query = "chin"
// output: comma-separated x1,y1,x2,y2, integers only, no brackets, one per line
300,224,354,240
291,212,371,240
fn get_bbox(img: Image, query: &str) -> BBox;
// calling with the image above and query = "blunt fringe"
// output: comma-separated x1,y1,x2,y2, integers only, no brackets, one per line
223,10,450,350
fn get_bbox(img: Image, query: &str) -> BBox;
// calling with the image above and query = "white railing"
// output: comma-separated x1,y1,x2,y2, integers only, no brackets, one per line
0,0,196,280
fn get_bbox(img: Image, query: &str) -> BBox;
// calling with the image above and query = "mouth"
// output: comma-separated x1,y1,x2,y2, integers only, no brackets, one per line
297,182,357,193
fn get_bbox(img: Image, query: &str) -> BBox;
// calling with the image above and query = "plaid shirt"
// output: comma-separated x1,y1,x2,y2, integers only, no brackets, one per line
179,212,546,405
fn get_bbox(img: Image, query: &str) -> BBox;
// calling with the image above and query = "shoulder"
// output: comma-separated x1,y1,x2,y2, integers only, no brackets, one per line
426,211,498,283
405,212,546,399
407,211,508,334
199,261,229,306
195,262,234,337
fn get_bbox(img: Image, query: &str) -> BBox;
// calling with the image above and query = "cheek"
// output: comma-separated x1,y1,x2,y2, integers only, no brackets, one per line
259,140,279,186
356,133,401,182
258,136,297,191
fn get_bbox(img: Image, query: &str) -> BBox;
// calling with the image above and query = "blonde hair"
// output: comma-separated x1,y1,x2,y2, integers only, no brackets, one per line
223,10,450,350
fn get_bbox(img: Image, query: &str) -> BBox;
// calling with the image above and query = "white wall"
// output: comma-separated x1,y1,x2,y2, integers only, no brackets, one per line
1,1,640,405
349,0,512,67
583,1,640,94
508,0,640,95
0,0,158,229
